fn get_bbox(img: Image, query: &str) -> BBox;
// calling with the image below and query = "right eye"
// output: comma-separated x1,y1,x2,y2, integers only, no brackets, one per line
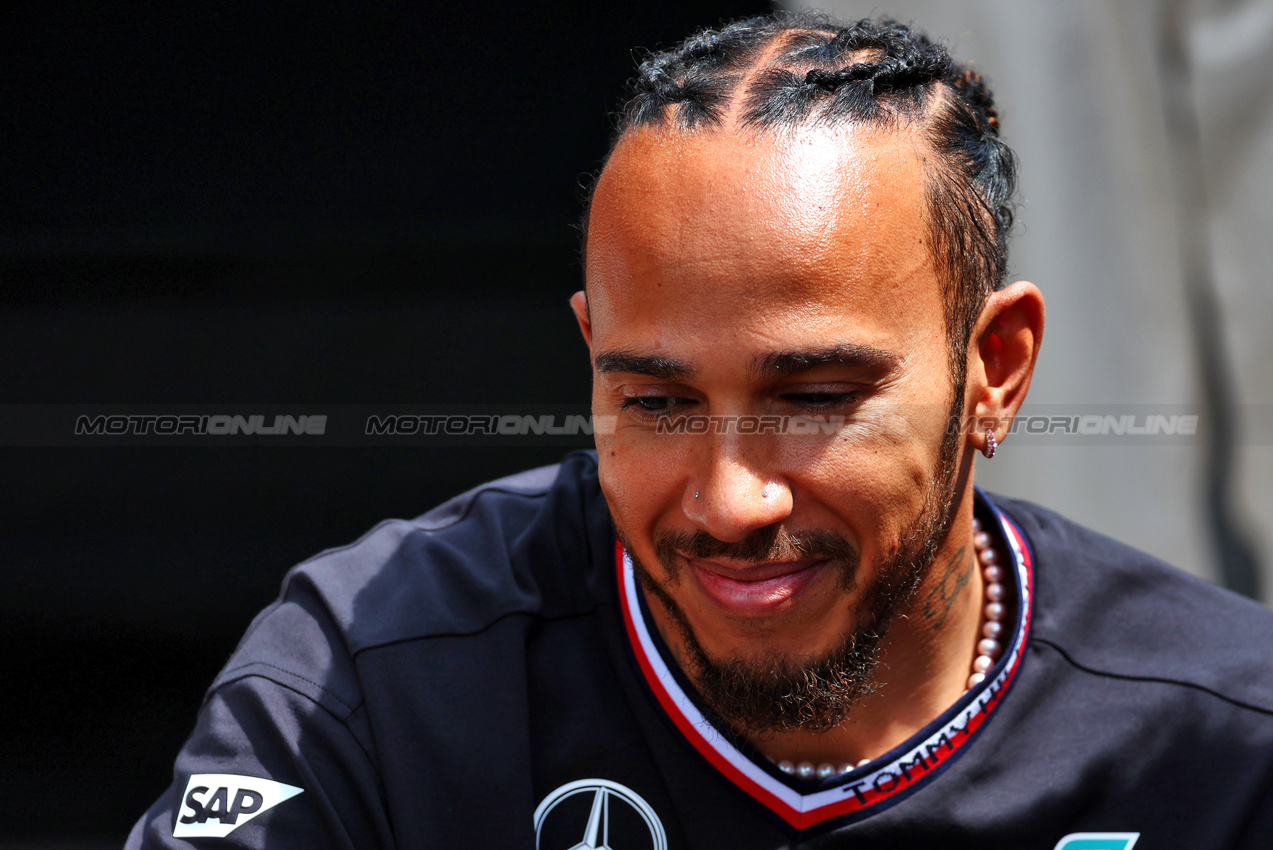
619,395,696,418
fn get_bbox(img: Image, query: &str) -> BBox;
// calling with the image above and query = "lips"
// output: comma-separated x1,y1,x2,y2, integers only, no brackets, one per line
687,557,830,616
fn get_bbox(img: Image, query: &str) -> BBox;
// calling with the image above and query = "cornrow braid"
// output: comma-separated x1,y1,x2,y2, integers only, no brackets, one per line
583,10,1019,384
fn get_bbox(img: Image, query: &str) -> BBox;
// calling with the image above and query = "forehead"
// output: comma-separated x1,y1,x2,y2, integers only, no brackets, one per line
584,123,941,350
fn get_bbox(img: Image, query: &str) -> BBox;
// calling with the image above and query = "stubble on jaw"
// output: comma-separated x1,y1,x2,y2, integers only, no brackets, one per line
620,482,952,738
630,547,883,737
616,406,965,739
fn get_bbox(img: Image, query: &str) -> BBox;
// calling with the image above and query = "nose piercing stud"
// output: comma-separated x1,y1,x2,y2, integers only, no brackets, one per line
694,491,700,499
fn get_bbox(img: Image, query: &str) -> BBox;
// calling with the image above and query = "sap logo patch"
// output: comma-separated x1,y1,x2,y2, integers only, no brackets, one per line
1054,834,1140,850
174,774,303,838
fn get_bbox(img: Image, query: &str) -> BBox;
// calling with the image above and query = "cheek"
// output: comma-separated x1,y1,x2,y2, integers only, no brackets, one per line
595,435,681,534
784,435,935,547
594,435,631,514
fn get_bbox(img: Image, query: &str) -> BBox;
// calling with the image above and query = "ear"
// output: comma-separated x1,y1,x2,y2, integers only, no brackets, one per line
965,281,1045,455
570,290,594,351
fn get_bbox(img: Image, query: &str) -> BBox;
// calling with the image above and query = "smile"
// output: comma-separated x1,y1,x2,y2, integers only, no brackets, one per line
687,557,831,616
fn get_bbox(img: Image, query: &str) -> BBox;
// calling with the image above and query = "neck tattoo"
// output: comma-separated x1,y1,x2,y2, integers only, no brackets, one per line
771,516,1011,781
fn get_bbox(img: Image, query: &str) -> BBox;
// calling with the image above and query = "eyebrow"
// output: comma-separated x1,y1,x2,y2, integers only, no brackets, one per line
594,343,900,382
753,344,902,377
594,350,697,382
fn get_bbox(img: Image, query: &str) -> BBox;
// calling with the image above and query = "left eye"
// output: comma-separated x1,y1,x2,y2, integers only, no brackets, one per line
625,397,674,411
782,392,858,407
621,396,694,414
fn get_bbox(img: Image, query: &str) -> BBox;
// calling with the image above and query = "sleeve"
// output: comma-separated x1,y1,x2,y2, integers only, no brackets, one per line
125,674,395,849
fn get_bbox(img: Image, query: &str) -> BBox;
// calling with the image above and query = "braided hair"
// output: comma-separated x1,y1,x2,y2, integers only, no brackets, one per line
584,11,1017,374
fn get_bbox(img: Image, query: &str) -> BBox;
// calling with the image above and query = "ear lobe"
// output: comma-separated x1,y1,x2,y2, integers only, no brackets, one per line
968,281,1045,450
570,291,593,350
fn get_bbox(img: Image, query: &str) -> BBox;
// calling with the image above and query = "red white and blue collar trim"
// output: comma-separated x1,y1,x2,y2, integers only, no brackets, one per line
615,493,1034,832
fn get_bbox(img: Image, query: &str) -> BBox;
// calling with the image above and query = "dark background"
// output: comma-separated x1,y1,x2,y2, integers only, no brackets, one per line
0,2,767,842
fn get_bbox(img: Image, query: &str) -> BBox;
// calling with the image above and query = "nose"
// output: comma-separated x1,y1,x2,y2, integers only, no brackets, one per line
682,435,793,543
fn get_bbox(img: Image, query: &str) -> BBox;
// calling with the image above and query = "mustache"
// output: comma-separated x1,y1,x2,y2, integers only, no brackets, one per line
654,524,858,566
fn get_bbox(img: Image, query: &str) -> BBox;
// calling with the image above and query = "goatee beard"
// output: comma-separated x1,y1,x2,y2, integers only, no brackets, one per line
619,411,963,739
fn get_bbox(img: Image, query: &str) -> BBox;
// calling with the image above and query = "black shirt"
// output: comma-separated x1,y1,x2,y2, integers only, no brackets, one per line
127,451,1273,848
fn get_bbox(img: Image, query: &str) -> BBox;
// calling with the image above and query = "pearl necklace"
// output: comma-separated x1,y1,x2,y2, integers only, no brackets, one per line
772,517,1009,781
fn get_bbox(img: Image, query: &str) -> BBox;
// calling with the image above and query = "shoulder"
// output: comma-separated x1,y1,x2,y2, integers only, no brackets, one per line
991,493,1273,717
210,451,610,714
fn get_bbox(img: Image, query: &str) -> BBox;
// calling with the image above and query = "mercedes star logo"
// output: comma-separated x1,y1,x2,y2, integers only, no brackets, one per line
534,778,668,850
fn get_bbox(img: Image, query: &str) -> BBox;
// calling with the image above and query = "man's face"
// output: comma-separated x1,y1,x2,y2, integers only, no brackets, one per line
580,122,965,733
